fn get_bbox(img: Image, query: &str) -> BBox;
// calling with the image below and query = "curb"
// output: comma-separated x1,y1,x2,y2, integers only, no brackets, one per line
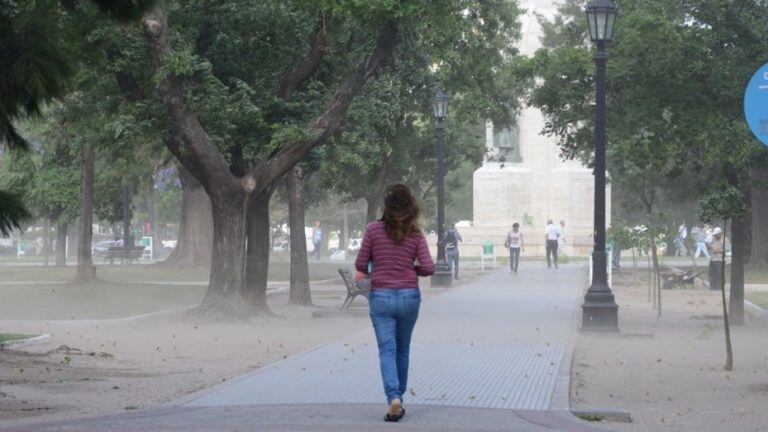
0,334,51,351
745,299,768,316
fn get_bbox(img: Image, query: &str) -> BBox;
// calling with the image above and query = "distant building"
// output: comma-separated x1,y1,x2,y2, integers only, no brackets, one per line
457,0,610,257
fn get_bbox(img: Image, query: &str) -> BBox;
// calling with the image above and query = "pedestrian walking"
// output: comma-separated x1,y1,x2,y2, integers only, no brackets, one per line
558,220,567,251
675,222,688,257
445,223,462,279
545,219,560,268
504,223,524,274
354,184,435,422
692,225,710,259
707,227,730,291
312,221,323,260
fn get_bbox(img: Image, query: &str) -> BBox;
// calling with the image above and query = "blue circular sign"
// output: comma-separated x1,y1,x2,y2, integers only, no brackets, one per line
744,63,768,147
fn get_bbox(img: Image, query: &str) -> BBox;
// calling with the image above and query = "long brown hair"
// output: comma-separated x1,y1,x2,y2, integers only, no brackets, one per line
381,184,421,244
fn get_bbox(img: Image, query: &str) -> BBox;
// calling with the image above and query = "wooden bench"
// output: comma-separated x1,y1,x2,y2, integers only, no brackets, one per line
338,269,371,310
105,246,145,265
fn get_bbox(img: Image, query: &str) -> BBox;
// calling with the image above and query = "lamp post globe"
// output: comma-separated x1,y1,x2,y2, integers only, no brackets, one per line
431,89,453,287
581,0,619,330
585,0,618,43
434,89,449,119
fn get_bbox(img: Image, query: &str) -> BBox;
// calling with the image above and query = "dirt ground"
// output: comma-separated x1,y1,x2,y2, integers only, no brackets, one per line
0,265,474,429
572,266,768,432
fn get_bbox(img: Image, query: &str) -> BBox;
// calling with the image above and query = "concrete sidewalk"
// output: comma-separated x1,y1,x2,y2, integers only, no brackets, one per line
3,264,611,431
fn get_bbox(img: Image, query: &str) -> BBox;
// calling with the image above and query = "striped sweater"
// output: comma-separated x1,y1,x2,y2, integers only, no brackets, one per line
355,221,436,289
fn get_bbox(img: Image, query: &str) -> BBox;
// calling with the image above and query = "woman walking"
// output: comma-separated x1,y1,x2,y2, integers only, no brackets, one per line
505,223,524,274
355,184,435,422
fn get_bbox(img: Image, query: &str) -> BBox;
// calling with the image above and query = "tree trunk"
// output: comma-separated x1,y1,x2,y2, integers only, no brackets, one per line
55,223,67,266
748,166,768,267
647,252,652,303
651,240,661,317
75,143,95,282
242,189,274,314
721,221,734,371
365,197,378,223
43,218,50,267
147,174,159,261
162,165,213,267
198,191,249,316
288,167,312,305
340,203,349,255
730,209,746,326
122,185,132,257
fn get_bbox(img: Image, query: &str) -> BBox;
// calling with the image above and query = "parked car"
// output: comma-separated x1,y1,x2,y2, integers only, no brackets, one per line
347,238,362,253
93,240,116,256
161,240,177,249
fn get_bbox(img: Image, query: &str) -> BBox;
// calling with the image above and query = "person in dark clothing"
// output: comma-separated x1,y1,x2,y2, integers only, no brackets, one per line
445,224,462,279
545,219,560,268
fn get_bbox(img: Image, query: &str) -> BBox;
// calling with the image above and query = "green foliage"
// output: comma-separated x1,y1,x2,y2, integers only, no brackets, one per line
698,185,747,224
88,0,156,21
529,0,768,231
0,0,74,150
155,182,181,225
320,0,525,221
0,190,31,236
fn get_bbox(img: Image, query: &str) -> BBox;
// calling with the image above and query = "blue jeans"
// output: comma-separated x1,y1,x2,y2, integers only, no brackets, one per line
369,288,421,404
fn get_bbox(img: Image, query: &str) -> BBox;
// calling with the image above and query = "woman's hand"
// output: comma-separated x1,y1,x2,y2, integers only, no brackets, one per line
355,271,368,281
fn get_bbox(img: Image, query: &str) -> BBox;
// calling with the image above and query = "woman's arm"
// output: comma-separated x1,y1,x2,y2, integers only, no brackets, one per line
355,227,373,274
415,234,436,276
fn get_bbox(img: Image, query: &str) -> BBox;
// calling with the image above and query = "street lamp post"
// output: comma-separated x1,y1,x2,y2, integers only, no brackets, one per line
582,0,619,330
431,89,453,287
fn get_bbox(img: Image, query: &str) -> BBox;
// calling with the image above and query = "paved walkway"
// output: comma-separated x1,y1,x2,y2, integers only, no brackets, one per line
3,264,611,431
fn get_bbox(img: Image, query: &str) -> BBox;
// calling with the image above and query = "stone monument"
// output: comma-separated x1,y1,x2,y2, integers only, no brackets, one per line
458,0,610,258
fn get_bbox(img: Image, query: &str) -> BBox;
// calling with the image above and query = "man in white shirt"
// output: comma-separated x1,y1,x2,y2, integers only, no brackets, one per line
545,219,561,269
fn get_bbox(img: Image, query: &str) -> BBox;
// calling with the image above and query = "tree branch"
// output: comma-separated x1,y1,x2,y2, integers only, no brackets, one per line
253,19,398,193
142,6,243,195
277,13,328,100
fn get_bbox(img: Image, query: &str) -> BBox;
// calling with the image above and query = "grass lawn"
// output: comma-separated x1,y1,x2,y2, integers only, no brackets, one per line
746,292,768,310
0,333,34,344
746,268,768,285
0,280,207,320
0,261,348,283
0,261,353,320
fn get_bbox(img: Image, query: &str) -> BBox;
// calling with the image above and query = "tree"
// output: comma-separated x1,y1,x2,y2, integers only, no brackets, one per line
321,0,526,226
75,141,95,280
0,0,155,232
528,0,767,325
287,166,311,305
138,1,400,316
699,185,747,371
0,190,29,236
135,0,524,317
161,164,213,267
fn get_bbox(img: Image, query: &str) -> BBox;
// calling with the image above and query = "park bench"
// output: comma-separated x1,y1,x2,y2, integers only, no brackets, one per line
338,268,371,310
104,246,145,265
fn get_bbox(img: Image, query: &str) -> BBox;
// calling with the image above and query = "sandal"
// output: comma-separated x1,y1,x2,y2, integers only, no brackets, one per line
384,407,405,422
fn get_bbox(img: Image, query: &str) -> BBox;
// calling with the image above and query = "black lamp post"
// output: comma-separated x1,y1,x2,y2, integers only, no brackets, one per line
431,89,453,287
581,0,619,330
